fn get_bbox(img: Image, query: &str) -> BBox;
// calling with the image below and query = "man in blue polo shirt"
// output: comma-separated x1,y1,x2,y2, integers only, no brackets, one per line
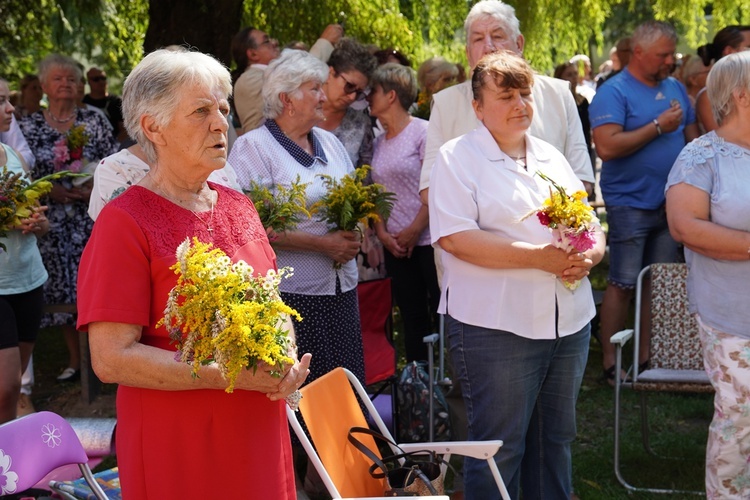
590,20,699,385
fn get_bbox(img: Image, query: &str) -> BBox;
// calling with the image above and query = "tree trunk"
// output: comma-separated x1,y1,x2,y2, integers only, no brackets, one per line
144,0,244,66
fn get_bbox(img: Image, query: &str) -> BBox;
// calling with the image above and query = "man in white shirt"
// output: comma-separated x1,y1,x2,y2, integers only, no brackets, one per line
419,0,595,202
232,24,342,135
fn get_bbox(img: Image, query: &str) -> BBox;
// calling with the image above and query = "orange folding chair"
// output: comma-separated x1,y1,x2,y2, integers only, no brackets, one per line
287,367,510,500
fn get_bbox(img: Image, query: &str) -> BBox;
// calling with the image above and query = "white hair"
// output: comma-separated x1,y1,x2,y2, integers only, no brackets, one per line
707,51,750,126
262,49,329,120
38,54,82,86
121,48,232,162
464,0,521,44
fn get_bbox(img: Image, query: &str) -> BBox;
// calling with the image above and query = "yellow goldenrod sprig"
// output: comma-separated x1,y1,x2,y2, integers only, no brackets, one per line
311,165,395,232
158,237,300,392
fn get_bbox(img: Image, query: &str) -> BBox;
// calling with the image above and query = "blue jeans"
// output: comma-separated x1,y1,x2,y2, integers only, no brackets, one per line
446,316,590,500
606,205,678,288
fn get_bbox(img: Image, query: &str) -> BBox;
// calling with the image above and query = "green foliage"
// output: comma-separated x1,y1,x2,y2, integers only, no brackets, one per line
242,0,423,67
1,0,147,87
3,0,750,93
0,0,54,77
244,175,313,233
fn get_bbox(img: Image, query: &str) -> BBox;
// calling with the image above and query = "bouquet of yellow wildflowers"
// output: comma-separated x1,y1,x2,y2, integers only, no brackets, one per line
312,165,395,268
523,171,598,290
244,175,312,233
312,165,395,232
159,237,302,400
0,166,87,251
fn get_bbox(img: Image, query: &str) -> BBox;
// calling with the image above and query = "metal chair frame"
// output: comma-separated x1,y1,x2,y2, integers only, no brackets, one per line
611,263,712,495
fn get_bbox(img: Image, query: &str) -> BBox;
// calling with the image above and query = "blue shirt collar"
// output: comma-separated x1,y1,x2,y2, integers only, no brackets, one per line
264,119,328,168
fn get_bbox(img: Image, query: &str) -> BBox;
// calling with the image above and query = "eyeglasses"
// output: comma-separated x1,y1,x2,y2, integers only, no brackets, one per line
89,76,107,83
337,72,370,101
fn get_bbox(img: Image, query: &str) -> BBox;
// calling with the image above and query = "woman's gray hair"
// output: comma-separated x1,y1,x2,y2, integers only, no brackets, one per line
706,51,750,126
464,0,521,44
371,63,418,111
417,57,459,93
38,54,82,85
262,49,328,120
122,48,232,163
631,21,677,50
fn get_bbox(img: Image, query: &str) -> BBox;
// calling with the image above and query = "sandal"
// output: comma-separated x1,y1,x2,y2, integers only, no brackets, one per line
603,365,628,387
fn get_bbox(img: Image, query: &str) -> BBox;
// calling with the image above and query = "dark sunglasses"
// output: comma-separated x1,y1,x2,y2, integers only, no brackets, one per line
338,72,370,101
89,76,107,83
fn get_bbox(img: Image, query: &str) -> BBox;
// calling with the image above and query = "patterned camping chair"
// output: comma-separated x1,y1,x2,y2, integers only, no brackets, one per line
611,263,712,495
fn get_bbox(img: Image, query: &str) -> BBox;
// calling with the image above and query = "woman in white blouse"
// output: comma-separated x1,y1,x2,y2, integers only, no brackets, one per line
428,51,605,499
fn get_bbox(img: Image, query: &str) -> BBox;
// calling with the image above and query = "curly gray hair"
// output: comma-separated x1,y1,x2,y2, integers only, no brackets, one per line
262,49,329,120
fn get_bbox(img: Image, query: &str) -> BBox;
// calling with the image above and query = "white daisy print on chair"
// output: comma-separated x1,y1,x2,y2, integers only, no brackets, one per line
0,449,19,494
42,423,62,448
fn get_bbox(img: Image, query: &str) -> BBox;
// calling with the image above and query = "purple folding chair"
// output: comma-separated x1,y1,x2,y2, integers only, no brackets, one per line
0,411,108,499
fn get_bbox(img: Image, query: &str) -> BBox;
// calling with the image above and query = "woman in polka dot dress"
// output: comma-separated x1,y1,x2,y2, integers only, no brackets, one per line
229,49,366,387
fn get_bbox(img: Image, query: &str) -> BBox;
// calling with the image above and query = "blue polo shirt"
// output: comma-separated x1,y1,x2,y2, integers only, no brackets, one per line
589,68,695,209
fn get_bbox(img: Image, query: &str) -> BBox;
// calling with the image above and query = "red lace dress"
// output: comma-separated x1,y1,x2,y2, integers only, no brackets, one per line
77,183,296,499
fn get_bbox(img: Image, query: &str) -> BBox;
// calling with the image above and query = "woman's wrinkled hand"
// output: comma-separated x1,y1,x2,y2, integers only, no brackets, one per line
267,353,312,402
322,230,361,264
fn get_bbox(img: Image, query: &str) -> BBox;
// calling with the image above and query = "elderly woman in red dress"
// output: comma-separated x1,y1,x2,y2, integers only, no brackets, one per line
76,49,310,499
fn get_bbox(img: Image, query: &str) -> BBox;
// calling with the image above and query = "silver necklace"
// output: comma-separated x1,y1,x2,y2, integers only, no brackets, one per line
47,108,76,123
190,200,215,233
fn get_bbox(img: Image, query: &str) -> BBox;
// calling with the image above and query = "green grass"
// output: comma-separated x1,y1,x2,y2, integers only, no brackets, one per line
573,337,711,499
388,255,712,499
31,255,711,497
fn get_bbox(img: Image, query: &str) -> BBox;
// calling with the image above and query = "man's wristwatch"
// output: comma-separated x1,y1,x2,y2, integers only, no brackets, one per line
653,119,663,136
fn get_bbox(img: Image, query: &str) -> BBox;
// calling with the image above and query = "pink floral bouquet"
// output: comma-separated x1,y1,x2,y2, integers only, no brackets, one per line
53,124,88,173
523,171,598,290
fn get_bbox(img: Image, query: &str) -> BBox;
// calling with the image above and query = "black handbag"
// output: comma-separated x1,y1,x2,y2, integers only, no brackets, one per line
348,426,445,496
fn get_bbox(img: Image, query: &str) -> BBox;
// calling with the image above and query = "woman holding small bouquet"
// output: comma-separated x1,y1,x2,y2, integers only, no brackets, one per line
76,49,311,499
428,51,605,499
0,78,49,424
19,54,117,382
229,48,367,390
666,51,750,498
